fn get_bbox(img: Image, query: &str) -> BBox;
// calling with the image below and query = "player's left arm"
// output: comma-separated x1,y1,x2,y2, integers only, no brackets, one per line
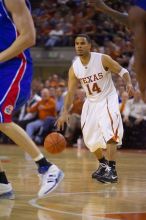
0,0,36,62
56,66,79,130
102,54,134,97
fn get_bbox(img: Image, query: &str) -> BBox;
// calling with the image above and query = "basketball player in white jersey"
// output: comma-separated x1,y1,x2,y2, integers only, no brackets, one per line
57,34,134,183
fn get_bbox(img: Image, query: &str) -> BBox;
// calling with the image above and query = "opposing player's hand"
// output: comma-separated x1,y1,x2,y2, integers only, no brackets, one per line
56,113,69,131
126,83,134,97
88,0,106,11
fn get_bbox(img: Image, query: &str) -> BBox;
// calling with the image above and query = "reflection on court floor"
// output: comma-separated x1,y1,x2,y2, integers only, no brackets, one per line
0,145,146,220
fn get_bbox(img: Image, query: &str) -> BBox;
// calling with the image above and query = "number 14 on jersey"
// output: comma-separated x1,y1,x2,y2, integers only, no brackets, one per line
86,82,101,95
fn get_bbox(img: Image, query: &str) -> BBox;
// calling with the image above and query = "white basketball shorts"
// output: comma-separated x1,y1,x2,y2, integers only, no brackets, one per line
81,92,123,152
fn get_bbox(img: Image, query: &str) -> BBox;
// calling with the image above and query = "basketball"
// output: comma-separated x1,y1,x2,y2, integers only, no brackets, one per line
44,132,66,154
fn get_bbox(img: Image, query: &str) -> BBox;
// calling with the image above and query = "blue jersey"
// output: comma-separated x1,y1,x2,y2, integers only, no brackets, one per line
0,0,33,123
0,0,32,64
134,0,146,11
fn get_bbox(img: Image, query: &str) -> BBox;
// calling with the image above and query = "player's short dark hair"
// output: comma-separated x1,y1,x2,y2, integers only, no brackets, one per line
75,34,91,43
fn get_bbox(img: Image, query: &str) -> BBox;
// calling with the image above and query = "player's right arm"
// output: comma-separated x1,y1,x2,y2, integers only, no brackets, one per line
102,54,134,97
88,0,129,26
56,66,79,131
0,0,36,63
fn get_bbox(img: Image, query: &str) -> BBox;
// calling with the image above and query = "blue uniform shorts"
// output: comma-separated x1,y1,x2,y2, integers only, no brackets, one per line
134,0,146,11
0,59,33,123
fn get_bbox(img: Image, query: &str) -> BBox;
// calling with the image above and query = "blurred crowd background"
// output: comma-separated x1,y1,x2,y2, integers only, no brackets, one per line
1,0,146,149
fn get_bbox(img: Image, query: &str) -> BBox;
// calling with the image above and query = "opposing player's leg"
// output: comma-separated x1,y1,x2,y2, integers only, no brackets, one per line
0,161,15,199
129,6,146,102
0,122,64,198
0,61,64,198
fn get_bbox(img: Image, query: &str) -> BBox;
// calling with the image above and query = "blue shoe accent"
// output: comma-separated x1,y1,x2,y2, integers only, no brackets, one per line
0,190,15,200
38,166,49,174
43,170,64,195
38,165,64,198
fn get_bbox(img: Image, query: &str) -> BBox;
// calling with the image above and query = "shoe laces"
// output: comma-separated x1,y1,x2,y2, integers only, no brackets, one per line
100,163,107,168
99,163,109,170
102,165,112,178
95,163,108,174
41,170,59,185
105,164,111,172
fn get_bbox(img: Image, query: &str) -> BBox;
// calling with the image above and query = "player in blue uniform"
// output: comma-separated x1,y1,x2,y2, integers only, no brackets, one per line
88,0,146,103
134,0,146,11
0,0,64,199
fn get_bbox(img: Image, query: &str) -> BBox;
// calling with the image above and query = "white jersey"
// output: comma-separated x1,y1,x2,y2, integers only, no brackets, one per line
73,52,117,102
73,52,123,152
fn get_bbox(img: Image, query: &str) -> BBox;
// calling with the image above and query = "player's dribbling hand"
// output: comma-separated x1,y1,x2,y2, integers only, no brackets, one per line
126,83,134,97
38,105,45,110
56,113,70,131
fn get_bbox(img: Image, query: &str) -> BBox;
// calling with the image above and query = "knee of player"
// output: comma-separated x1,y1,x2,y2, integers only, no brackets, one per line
85,141,106,152
140,91,146,103
107,139,117,144
129,6,146,23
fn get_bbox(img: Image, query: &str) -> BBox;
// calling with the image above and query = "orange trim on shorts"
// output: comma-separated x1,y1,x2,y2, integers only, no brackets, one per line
81,121,86,131
81,102,90,131
106,99,119,142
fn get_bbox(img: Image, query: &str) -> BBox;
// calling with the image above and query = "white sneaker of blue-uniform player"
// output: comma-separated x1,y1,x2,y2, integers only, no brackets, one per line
0,183,15,199
38,164,64,198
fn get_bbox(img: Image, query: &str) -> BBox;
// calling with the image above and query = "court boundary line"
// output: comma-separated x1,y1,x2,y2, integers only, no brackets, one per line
28,190,146,219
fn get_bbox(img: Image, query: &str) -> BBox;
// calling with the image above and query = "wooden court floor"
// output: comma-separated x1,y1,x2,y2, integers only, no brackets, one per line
0,145,146,220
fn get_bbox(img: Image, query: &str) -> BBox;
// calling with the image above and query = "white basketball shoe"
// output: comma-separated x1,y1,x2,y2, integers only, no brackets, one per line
0,183,15,199
38,164,64,198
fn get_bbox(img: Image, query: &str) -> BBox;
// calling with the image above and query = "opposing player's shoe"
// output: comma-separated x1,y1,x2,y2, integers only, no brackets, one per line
38,164,64,198
92,163,108,179
0,183,15,199
96,168,118,184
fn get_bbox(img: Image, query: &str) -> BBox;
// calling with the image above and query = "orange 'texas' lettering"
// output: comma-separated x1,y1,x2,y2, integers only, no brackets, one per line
80,73,103,84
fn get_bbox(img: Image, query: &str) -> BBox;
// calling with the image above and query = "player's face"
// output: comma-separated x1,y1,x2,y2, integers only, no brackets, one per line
75,37,91,56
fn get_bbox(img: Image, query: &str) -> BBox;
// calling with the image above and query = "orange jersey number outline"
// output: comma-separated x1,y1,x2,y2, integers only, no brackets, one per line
86,82,101,95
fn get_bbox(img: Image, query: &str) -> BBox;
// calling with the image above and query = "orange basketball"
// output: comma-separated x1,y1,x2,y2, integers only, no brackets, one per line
44,132,66,154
